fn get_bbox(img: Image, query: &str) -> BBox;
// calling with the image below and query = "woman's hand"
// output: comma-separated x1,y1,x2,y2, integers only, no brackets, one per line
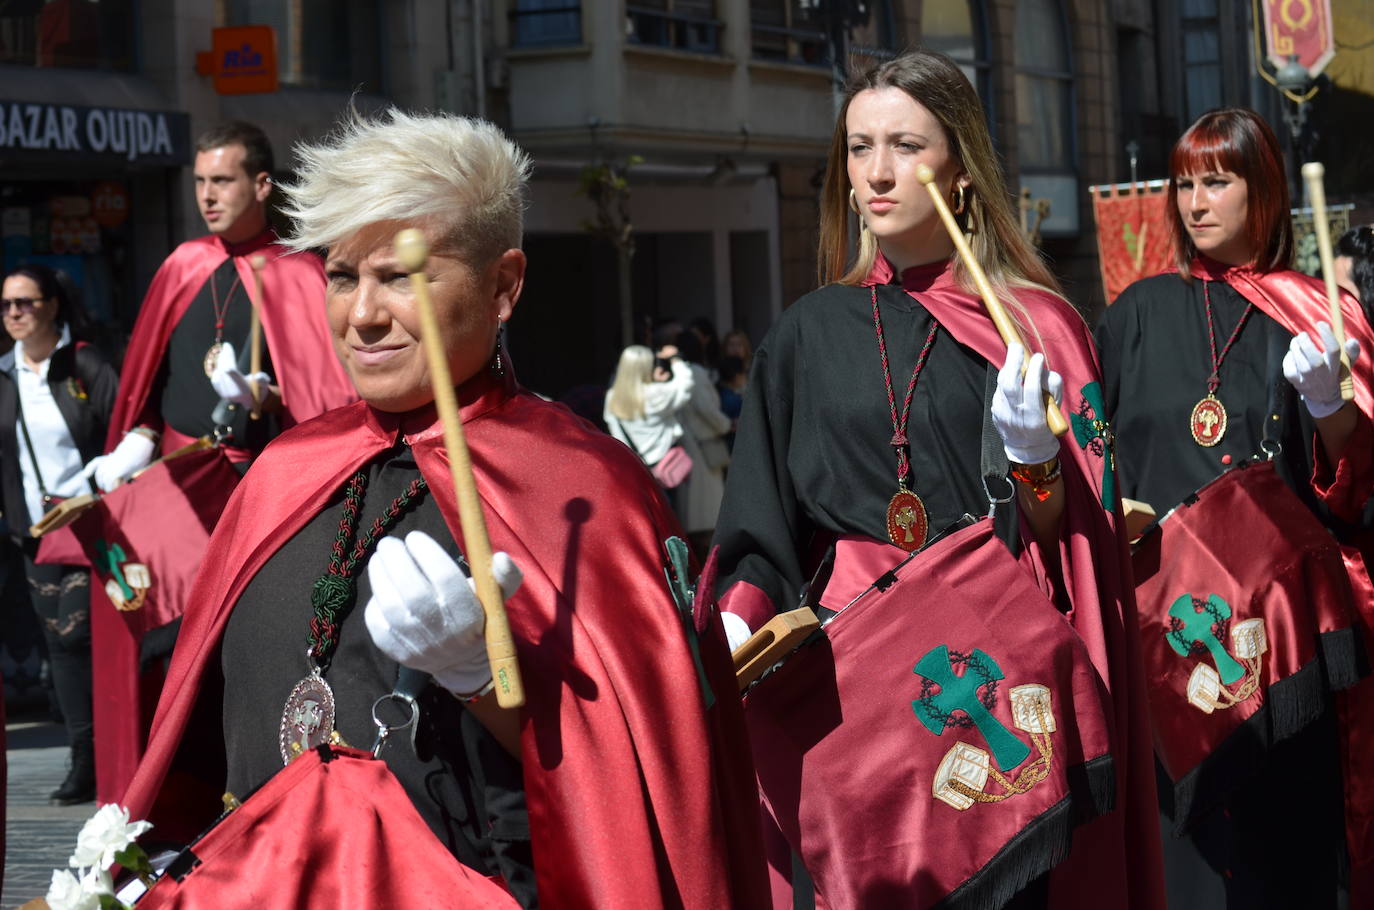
656,344,679,360
364,531,522,697
1283,322,1360,419
992,343,1064,467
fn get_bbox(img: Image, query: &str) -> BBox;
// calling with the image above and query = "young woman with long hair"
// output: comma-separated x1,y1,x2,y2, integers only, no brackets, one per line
1097,108,1374,909
712,49,1163,910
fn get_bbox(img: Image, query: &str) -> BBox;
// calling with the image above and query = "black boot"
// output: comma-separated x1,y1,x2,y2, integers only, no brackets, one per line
50,736,95,806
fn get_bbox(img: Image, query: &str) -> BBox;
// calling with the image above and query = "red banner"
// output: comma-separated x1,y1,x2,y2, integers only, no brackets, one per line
1262,0,1336,76
1090,182,1174,304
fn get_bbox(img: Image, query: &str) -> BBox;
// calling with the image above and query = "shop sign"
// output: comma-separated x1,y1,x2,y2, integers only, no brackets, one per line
0,100,190,165
196,26,279,95
92,182,130,228
1261,0,1336,77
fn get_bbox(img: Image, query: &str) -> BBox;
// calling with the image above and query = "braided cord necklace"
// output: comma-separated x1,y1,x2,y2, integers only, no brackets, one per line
1189,279,1255,448
203,267,244,379
872,286,940,551
279,466,429,764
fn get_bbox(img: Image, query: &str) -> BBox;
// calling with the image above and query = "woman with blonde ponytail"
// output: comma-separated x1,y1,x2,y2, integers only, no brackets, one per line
712,49,1163,910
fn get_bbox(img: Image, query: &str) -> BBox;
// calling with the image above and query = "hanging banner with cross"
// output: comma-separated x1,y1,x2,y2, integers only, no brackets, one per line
1088,179,1174,304
742,520,1115,907
1131,459,1366,832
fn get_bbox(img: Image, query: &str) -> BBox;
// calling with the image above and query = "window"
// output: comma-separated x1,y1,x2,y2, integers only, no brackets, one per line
627,0,722,54
1014,0,1073,170
1014,0,1077,234
0,0,136,71
227,0,381,91
511,0,582,47
848,0,900,65
750,0,827,67
1180,0,1222,124
922,0,990,106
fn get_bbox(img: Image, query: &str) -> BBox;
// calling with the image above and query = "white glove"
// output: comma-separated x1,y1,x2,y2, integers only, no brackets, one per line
992,342,1064,465
1283,322,1361,419
81,431,157,492
209,342,272,410
720,611,752,653
364,531,523,697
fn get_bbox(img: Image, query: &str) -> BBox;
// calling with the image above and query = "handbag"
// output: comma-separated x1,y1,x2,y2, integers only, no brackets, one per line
611,417,694,489
651,444,694,488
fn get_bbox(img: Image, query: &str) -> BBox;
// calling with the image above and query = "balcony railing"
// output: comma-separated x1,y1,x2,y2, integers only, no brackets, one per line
626,5,723,55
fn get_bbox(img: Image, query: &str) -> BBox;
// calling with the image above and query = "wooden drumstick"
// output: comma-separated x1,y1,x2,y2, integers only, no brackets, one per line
394,229,525,709
1300,162,1354,403
248,255,267,419
914,164,1069,437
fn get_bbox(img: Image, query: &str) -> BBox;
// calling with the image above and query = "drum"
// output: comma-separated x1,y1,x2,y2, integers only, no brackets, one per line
1132,458,1366,830
135,746,518,909
744,519,1115,909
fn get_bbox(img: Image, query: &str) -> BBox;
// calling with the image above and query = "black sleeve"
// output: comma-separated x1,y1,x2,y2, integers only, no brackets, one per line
711,331,814,616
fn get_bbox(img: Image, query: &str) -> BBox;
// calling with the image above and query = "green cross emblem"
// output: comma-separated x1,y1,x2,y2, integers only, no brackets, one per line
913,645,1030,771
94,538,135,603
1167,594,1245,685
1071,381,1117,511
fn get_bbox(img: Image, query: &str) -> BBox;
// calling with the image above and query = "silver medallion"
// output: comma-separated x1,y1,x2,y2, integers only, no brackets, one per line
278,670,336,765
203,341,224,378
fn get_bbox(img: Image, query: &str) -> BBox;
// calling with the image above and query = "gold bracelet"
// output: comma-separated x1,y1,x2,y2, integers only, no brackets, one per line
1010,458,1062,502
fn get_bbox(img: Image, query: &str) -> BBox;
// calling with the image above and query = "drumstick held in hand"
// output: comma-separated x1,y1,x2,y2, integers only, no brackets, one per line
394,229,525,709
248,255,267,419
913,164,1069,437
1300,162,1354,403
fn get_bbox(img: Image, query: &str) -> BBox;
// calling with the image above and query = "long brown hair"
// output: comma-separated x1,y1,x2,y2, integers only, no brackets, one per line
818,50,1064,312
1167,108,1293,277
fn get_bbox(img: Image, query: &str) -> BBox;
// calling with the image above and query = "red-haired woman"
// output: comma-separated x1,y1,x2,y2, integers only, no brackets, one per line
712,49,1163,910
1096,108,1374,908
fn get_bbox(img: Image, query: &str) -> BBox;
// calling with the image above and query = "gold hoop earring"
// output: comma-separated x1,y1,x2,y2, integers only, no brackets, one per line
951,184,967,215
848,188,861,214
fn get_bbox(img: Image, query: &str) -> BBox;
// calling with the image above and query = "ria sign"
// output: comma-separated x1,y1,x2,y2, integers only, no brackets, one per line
1261,0,1336,77
196,26,279,95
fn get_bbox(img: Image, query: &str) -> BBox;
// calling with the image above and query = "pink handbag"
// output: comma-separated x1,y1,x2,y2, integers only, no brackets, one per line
652,445,694,488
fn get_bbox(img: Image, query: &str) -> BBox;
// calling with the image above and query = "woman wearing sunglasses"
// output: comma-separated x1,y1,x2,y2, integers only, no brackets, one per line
0,264,118,805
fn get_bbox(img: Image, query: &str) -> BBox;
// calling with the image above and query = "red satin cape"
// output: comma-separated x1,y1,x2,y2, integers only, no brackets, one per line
120,365,768,909
105,229,355,448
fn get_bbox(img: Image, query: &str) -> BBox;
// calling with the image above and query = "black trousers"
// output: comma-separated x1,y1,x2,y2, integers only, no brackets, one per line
22,539,93,748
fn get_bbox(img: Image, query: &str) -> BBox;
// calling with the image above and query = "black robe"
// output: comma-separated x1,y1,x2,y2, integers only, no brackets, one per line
712,279,989,611
1095,273,1347,909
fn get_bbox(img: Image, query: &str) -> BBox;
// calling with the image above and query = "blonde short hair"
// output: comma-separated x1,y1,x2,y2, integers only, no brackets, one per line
606,345,655,421
280,108,531,264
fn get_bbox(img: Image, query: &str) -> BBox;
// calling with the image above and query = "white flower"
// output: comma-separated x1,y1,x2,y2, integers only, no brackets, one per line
45,868,98,910
69,803,153,871
80,864,115,897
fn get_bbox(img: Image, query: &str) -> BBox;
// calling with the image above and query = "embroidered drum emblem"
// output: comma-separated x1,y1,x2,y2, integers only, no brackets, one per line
912,645,1056,810
94,539,151,612
1166,594,1266,713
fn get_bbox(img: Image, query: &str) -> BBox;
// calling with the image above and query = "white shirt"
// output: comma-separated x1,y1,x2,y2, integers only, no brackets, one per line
4,326,87,526
604,359,695,467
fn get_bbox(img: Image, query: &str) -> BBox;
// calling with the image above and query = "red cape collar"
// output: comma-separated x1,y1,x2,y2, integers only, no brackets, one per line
358,357,517,446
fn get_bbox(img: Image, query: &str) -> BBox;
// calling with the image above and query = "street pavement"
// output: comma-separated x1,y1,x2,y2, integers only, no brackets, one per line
3,721,90,909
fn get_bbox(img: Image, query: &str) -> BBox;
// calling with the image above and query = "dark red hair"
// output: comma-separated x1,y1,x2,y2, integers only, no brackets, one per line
1167,108,1293,277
